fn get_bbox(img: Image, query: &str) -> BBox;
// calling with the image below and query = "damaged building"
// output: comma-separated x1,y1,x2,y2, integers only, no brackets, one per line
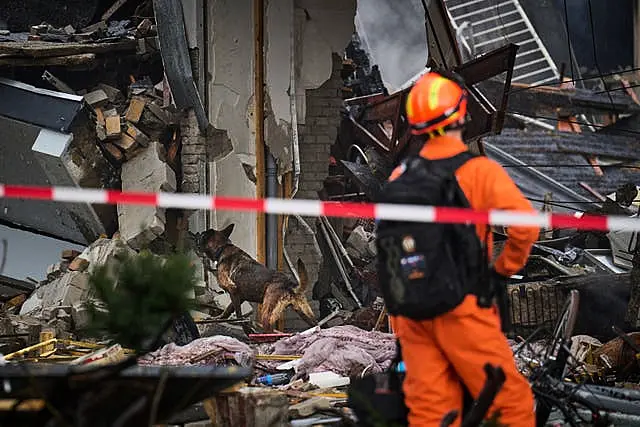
3,0,640,425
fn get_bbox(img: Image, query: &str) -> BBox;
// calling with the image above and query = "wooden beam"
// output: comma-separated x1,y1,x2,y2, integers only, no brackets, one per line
0,40,137,58
101,0,131,22
0,53,97,67
254,0,266,265
276,172,293,332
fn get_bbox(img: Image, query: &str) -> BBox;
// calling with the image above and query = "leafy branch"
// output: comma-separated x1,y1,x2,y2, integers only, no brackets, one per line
87,250,196,352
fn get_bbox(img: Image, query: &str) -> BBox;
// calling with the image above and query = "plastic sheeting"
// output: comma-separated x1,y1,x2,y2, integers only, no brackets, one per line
139,335,254,367
268,325,396,377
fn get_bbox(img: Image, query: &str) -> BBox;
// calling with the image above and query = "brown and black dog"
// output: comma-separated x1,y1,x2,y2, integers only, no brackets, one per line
195,224,317,332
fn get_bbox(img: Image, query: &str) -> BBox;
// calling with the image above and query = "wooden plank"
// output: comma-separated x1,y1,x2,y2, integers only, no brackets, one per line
0,53,97,67
0,40,137,58
101,0,131,21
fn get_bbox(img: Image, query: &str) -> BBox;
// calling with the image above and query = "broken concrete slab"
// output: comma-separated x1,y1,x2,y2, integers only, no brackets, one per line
84,89,109,108
118,141,177,249
72,302,90,330
345,225,375,260
289,396,332,418
20,271,90,318
96,83,124,104
75,236,136,276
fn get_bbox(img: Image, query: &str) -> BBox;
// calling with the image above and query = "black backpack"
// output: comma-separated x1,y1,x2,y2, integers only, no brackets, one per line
375,151,486,320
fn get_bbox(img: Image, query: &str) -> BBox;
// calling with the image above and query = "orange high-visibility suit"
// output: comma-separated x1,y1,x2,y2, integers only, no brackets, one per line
388,135,539,427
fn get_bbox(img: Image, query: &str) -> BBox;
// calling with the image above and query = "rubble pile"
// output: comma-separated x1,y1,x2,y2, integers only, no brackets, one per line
0,18,156,45
0,0,185,251
9,236,134,342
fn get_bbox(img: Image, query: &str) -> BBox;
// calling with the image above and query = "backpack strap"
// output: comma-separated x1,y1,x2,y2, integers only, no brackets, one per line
428,150,477,173
399,151,476,177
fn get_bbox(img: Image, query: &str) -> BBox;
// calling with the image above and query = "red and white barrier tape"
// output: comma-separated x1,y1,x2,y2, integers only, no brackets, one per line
0,183,639,232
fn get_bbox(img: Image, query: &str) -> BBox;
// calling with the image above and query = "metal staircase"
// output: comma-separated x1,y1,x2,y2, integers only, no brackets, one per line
444,0,560,87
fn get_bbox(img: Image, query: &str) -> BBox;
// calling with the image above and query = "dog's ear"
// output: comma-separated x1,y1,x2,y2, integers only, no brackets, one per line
296,258,308,292
221,223,235,240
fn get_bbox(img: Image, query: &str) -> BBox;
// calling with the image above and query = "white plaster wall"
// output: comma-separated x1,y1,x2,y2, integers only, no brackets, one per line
204,0,355,259
265,0,294,174
207,0,257,257
296,0,356,124
266,0,294,129
207,0,256,162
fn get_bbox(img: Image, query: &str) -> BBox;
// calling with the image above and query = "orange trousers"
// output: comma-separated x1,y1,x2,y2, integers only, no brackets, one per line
391,295,535,427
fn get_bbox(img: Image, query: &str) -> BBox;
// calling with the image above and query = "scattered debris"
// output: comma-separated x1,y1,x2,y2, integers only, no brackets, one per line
139,336,254,367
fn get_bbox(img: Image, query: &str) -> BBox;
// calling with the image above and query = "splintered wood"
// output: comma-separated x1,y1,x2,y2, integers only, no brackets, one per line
205,388,289,427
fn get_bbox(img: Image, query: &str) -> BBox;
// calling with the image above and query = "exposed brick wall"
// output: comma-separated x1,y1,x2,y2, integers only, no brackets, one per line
283,53,344,331
296,53,344,200
180,109,206,195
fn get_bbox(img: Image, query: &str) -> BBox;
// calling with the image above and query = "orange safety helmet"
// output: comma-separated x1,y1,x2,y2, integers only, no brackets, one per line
406,71,468,137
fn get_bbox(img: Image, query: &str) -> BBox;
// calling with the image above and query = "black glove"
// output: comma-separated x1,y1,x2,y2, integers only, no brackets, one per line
490,268,512,334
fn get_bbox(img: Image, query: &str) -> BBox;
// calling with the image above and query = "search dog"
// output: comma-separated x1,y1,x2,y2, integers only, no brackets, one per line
194,224,317,332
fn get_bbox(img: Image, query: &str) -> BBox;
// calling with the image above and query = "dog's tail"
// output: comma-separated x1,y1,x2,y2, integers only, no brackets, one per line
296,258,309,294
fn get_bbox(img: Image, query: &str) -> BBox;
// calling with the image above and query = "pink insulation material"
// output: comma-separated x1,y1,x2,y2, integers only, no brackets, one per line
271,325,396,377
138,336,254,367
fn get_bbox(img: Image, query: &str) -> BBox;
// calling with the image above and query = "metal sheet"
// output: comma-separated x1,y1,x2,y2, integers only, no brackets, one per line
482,130,640,205
0,78,84,133
152,0,209,132
0,115,105,244
482,139,595,213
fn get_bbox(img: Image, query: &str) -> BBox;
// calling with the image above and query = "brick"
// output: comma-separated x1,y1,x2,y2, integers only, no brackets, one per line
69,257,90,272
182,164,199,175
181,154,202,164
182,174,199,184
147,102,172,125
301,135,316,143
124,122,150,147
115,133,137,152
104,108,119,118
61,249,81,260
315,135,334,144
105,115,121,139
104,143,124,161
95,107,105,126
125,97,146,123
97,83,124,103
181,143,206,155
84,90,108,108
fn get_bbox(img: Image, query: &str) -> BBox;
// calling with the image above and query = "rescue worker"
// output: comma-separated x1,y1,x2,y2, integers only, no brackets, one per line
388,71,539,426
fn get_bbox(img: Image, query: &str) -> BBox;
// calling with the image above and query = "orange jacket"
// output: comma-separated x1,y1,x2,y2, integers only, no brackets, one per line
389,135,539,277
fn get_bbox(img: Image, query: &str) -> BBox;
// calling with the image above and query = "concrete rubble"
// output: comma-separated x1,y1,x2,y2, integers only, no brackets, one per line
119,141,177,249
